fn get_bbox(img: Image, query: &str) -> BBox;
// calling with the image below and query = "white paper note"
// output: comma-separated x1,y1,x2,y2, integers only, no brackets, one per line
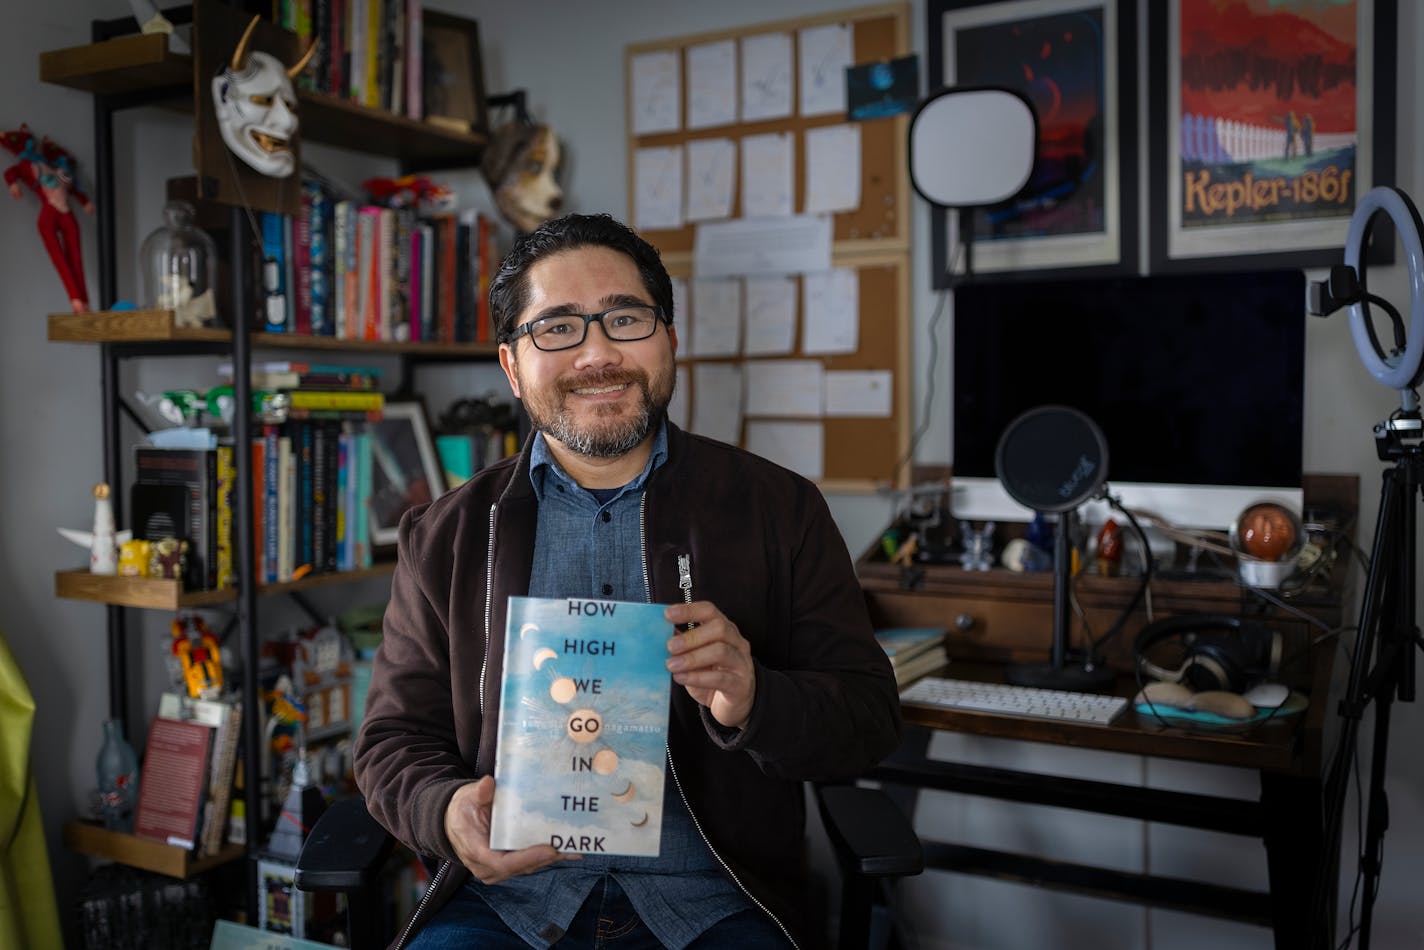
802,269,859,355
804,124,861,214
740,132,794,217
691,363,744,445
634,145,683,231
745,421,824,480
685,138,737,222
743,276,798,356
687,39,737,129
744,360,823,418
630,49,681,135
670,276,689,327
690,278,742,357
668,365,691,430
797,23,852,117
825,369,893,417
693,216,832,278
740,32,793,122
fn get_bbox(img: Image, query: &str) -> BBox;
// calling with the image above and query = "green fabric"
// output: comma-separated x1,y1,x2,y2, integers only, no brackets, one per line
0,628,64,949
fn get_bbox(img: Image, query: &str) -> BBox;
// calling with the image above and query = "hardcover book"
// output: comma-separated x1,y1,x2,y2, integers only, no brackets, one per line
489,596,674,857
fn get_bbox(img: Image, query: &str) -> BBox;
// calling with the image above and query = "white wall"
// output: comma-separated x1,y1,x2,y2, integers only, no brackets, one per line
4,1,1420,947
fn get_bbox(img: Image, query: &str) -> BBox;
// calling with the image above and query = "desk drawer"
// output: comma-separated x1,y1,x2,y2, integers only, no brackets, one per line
866,590,1055,663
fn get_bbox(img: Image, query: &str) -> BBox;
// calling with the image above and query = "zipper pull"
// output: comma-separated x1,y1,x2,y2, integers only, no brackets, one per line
676,553,696,629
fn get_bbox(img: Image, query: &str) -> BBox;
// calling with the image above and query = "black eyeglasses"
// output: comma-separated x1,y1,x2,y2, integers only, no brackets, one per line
506,305,669,352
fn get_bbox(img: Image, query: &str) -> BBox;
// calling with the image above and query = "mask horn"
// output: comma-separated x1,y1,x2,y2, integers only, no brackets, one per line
287,40,317,79
230,15,260,72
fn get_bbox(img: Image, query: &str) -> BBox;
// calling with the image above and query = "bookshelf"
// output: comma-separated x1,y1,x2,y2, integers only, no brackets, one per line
43,3,497,913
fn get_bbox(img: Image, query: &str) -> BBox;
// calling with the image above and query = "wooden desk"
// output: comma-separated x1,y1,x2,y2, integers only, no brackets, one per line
859,475,1355,949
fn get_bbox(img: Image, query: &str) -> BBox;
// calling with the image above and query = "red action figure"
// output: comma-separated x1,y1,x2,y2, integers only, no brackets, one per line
3,124,94,312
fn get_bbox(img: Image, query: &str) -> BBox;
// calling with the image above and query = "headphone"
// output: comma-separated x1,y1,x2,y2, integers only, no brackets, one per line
1134,613,1283,694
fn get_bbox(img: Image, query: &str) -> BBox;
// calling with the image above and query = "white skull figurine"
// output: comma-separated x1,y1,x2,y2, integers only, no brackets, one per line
210,16,315,178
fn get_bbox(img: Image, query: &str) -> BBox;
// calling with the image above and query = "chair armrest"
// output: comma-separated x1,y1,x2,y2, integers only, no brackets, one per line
294,796,396,893
816,784,924,878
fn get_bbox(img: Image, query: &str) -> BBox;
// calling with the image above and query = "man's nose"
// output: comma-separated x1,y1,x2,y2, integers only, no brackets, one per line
572,320,622,365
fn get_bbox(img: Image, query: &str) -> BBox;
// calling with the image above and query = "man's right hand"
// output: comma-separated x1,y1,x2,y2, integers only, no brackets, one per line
443,775,579,884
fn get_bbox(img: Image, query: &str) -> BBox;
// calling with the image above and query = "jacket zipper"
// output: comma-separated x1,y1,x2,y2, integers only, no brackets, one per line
656,538,796,948
395,859,451,950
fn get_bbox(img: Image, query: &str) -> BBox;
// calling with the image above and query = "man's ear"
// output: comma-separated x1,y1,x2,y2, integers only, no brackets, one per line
498,343,521,398
667,322,678,358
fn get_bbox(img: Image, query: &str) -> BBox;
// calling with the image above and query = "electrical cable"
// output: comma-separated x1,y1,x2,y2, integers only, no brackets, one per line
892,242,966,485
1089,494,1154,656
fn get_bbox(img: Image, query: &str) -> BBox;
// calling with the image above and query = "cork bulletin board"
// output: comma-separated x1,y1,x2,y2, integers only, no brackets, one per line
625,3,912,490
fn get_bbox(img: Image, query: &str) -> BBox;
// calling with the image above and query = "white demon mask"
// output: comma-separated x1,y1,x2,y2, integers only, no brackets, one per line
482,123,564,234
210,16,314,178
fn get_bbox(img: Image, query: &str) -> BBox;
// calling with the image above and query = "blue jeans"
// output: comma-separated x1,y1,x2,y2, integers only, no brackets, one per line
407,874,789,949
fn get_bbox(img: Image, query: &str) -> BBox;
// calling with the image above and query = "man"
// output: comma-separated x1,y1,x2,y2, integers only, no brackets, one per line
355,213,900,949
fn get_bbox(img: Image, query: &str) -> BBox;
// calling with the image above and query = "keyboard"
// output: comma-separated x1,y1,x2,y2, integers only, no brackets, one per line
899,676,1128,726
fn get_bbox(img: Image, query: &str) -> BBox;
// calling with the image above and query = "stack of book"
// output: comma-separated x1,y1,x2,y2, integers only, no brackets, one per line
133,692,242,857
874,627,949,688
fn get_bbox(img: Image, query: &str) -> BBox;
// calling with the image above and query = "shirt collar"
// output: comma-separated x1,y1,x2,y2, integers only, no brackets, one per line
528,419,669,503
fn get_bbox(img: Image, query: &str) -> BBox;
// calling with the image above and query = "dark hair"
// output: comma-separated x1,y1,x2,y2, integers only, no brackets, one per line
490,213,674,343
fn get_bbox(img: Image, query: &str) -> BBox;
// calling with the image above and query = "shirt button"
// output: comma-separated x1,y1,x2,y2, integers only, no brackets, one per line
602,583,614,596
601,510,612,523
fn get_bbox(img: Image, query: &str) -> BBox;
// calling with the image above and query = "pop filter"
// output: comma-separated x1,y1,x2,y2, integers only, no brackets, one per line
994,405,1116,692
995,405,1109,513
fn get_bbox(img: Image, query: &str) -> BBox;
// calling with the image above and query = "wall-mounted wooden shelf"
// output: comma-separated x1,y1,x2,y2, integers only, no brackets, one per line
64,820,245,878
49,311,499,357
38,34,484,166
55,562,395,610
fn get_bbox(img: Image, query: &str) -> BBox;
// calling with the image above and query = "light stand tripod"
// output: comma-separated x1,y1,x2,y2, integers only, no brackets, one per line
1316,413,1422,948
1307,185,1424,948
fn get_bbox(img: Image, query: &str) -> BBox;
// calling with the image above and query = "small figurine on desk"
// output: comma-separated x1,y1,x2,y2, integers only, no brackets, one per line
1096,519,1123,577
170,612,223,699
2,123,95,312
959,520,995,571
57,483,132,575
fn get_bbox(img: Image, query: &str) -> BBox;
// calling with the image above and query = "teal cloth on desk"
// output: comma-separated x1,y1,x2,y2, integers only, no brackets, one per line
1135,691,1307,727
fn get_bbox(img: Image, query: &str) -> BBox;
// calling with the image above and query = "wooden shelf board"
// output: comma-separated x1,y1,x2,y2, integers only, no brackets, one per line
64,820,245,878
39,33,192,96
48,312,497,356
48,310,228,344
55,562,395,610
298,91,487,167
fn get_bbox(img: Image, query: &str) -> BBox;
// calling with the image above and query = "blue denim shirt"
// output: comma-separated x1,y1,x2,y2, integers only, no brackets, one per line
473,423,751,948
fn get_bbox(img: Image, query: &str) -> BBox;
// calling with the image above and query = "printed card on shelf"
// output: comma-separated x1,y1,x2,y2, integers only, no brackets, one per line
489,596,674,857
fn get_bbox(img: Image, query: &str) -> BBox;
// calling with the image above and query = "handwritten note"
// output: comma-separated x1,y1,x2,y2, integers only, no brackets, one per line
634,146,683,231
691,363,744,445
741,132,794,217
690,278,742,357
743,275,798,356
797,23,852,117
740,32,793,122
693,216,832,278
802,269,859,355
745,421,824,480
687,39,737,129
804,124,861,214
686,138,737,222
630,50,681,134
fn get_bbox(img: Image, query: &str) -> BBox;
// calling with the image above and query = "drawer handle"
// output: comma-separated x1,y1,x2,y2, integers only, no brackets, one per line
954,613,975,632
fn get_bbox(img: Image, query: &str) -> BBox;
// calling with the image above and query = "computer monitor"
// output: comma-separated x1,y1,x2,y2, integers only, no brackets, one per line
951,269,1306,530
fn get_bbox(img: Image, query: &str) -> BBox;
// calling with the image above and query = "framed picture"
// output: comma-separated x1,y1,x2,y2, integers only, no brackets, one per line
422,10,489,136
927,0,1139,286
1148,0,1397,272
367,400,447,547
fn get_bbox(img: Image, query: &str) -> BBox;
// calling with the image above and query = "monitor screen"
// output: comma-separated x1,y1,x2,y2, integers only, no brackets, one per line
951,269,1306,529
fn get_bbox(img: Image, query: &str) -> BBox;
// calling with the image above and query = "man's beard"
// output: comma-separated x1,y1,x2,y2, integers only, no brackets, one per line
520,365,674,459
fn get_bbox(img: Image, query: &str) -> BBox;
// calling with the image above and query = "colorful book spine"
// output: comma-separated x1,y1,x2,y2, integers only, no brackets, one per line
259,212,288,333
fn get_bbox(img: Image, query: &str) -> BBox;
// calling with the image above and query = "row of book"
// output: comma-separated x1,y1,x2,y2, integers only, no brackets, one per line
280,0,425,119
258,178,497,345
875,627,950,688
132,692,243,858
132,420,379,592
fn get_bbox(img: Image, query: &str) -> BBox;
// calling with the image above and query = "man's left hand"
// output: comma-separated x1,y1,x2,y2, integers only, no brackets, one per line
664,601,755,730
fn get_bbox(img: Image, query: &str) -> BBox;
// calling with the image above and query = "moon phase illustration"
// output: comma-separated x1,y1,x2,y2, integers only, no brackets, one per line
592,749,619,774
532,647,558,670
631,812,649,828
549,677,577,703
611,781,635,803
519,623,539,639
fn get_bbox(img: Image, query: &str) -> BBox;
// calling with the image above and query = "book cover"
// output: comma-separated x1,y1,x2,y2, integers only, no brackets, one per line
134,446,216,590
133,715,212,849
490,596,674,857
874,627,947,662
891,646,949,688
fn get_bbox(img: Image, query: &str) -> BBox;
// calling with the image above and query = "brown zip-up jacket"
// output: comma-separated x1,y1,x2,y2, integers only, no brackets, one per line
355,423,902,948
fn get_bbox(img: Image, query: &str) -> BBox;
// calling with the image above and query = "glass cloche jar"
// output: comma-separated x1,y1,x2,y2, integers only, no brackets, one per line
141,200,219,327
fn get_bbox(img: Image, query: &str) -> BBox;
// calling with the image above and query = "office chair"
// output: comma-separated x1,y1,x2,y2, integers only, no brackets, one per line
296,784,922,950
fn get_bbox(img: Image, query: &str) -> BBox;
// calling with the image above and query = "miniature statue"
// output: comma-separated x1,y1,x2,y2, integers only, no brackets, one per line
361,174,453,210
1095,518,1123,577
171,612,223,699
3,124,95,312
959,520,995,572
57,483,132,575
481,121,563,233
210,15,316,178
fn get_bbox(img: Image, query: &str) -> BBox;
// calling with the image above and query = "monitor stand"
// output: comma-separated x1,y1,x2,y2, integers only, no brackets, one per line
1004,509,1117,693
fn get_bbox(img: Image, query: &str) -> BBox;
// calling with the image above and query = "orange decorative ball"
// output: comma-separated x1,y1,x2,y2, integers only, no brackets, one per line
1239,505,1296,561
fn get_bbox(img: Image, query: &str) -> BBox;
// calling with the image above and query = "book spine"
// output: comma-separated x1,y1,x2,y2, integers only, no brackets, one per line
260,212,288,333
455,215,472,342
264,426,281,583
323,422,341,572
298,421,315,576
336,430,350,571
311,422,329,574
477,213,493,342
310,181,333,336
378,208,395,341
419,222,436,342
216,442,235,589
405,0,423,120
278,434,295,582
293,186,314,335
408,225,423,343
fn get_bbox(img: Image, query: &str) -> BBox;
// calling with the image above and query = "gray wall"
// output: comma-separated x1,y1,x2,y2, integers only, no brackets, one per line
3,1,1421,947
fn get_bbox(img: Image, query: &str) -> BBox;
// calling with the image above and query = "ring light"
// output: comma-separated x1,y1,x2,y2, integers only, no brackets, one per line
1343,186,1424,393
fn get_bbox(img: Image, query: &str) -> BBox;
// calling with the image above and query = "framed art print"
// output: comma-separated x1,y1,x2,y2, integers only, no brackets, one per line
367,400,446,547
1148,0,1397,272
927,0,1139,286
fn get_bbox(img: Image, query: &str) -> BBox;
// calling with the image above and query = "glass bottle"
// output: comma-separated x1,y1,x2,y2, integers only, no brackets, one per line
96,718,139,832
141,200,219,327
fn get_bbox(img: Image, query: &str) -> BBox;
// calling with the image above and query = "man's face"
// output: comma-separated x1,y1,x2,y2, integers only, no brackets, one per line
498,246,677,459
